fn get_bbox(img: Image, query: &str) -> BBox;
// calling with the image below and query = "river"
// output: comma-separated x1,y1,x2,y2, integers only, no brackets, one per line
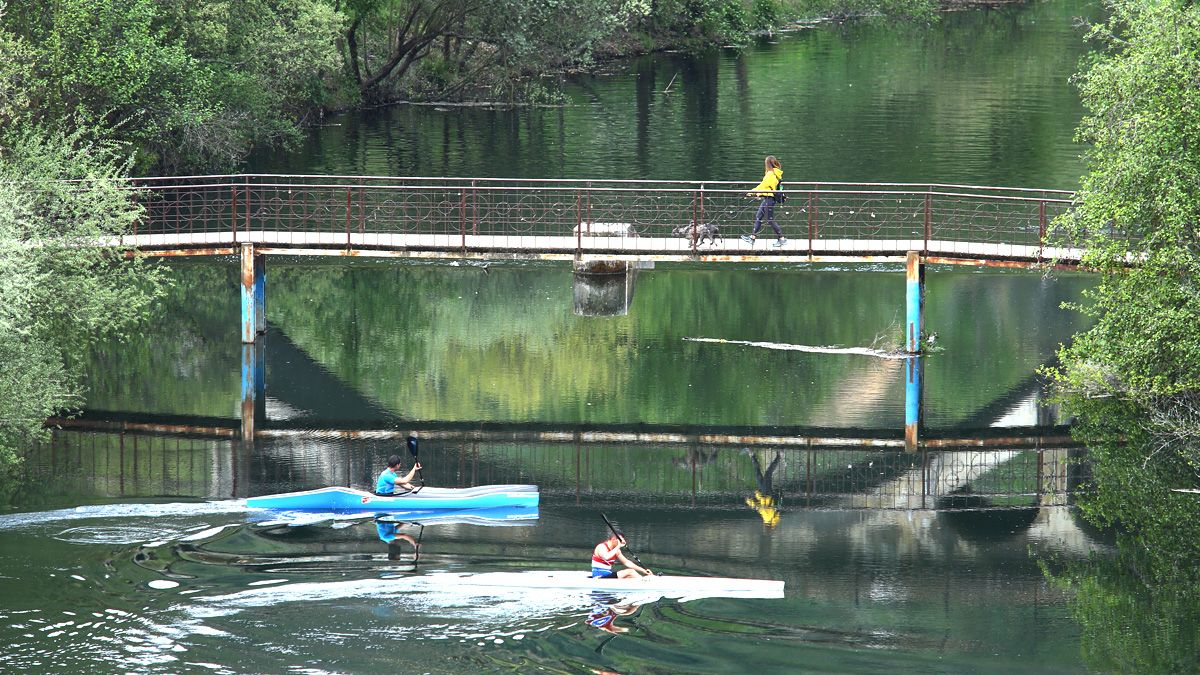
1,2,1113,673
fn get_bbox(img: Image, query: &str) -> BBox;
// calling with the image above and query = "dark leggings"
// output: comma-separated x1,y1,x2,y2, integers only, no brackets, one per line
752,197,781,237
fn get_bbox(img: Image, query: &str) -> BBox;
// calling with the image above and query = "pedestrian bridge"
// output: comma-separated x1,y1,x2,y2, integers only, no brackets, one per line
108,174,1090,452
119,175,1081,266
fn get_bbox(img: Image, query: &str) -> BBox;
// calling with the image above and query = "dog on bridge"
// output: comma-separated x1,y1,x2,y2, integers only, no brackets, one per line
671,221,722,247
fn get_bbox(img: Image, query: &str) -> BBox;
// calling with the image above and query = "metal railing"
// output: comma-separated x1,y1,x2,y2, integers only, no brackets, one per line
123,174,1080,259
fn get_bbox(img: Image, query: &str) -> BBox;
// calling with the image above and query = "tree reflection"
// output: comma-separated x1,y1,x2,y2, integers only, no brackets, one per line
1042,398,1200,672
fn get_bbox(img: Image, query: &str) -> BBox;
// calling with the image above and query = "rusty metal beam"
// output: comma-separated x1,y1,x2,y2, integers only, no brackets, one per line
45,417,235,438
924,256,1082,271
124,247,237,258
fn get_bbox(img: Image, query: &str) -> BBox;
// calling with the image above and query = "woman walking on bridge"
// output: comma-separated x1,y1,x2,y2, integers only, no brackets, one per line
741,156,786,247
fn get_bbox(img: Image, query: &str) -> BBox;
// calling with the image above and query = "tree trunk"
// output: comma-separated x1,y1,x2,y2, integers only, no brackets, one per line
346,16,364,87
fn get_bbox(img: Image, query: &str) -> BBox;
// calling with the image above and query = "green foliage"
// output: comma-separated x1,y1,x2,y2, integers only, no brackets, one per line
1049,0,1200,457
646,0,753,44
0,127,169,468
1043,5,1200,669
0,0,342,171
780,0,937,22
752,0,783,28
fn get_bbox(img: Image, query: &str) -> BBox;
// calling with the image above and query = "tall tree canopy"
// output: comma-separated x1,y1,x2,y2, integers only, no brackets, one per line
0,127,168,468
1047,4,1200,669
1053,0,1200,451
0,0,343,171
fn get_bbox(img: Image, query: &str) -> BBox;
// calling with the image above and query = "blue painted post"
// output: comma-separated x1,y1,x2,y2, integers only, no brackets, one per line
254,251,266,335
240,244,265,343
905,355,923,452
905,251,924,353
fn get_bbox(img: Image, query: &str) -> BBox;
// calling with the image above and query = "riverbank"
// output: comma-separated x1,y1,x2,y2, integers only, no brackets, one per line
361,0,1037,113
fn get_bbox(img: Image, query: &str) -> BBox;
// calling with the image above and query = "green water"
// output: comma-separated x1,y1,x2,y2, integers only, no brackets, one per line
252,1,1100,189
79,258,1090,430
0,3,1123,672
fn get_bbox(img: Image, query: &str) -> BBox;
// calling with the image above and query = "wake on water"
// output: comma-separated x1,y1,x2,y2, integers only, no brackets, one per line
683,336,911,360
0,500,251,532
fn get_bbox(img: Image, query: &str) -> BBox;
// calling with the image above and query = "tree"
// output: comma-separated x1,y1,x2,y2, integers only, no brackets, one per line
0,0,343,171
341,0,482,100
0,127,168,469
1050,0,1200,472
1044,5,1200,669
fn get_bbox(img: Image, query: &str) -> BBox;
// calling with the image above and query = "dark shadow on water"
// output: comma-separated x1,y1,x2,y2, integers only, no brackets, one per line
936,495,1040,541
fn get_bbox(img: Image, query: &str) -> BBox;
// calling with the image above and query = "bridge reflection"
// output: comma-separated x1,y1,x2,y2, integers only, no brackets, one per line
24,426,1084,511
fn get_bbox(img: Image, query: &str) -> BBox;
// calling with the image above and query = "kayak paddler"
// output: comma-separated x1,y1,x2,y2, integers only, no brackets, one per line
375,454,421,496
591,528,652,579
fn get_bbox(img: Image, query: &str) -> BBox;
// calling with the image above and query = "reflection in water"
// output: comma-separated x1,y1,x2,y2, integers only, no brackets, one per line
0,484,1109,673
18,430,1086,516
78,260,1093,430
745,449,783,527
375,518,420,561
586,593,641,635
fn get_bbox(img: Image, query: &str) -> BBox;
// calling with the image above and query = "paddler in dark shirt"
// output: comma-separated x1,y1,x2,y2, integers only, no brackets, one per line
375,454,421,496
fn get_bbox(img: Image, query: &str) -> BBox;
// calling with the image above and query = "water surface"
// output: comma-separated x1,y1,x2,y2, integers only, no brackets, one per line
2,2,1115,671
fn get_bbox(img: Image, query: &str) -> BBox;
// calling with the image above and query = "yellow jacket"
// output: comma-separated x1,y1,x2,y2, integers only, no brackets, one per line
745,491,780,527
749,167,783,196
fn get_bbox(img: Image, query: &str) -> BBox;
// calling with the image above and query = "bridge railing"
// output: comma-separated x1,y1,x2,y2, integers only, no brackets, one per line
124,175,1079,258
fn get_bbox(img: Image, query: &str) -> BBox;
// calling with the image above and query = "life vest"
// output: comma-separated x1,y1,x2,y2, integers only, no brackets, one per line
591,543,619,569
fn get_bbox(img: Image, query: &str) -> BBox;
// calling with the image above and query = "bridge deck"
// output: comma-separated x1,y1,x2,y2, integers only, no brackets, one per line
112,176,1087,267
115,230,1081,266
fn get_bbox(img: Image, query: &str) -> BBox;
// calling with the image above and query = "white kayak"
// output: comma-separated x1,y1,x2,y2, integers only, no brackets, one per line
423,570,785,599
197,570,785,616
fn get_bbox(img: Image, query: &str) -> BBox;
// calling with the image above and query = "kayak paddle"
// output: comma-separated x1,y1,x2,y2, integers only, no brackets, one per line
601,512,652,574
407,435,425,494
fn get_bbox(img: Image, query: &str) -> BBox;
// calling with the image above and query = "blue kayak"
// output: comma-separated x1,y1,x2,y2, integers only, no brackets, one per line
252,505,540,528
245,485,539,511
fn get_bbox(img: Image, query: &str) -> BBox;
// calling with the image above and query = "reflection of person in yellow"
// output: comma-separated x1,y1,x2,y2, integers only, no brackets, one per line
744,450,783,527
746,492,780,526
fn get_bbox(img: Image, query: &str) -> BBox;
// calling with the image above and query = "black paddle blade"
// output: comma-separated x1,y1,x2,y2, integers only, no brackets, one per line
407,435,418,457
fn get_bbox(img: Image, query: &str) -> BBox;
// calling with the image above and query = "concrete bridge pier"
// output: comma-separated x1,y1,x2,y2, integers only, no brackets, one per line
1038,447,1070,506
240,243,266,343
572,259,639,316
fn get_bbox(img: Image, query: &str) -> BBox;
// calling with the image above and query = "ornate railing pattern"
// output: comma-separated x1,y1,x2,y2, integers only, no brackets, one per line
125,175,1078,258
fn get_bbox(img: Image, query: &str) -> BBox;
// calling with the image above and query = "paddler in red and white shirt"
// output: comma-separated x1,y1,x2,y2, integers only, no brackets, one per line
591,528,652,579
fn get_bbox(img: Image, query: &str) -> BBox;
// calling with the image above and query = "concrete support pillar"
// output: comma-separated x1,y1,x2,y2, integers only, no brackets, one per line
240,341,265,445
572,259,636,316
241,243,266,343
905,250,925,353
905,355,923,452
